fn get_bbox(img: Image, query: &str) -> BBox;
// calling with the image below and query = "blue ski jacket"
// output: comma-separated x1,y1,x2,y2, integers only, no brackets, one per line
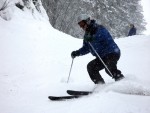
128,27,136,36
75,20,120,58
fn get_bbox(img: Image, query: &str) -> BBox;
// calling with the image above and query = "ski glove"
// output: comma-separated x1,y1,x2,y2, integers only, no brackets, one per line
71,51,80,58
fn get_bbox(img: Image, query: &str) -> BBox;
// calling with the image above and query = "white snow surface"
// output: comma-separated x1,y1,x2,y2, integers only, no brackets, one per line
0,7,150,113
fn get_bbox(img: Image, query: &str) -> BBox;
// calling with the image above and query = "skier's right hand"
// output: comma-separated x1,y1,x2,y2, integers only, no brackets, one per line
71,51,79,59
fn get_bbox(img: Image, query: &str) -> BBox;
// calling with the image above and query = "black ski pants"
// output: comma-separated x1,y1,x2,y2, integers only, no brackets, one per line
87,53,122,84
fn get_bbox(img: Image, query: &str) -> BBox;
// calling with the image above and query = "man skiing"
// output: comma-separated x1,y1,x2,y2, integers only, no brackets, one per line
71,14,124,84
128,24,136,36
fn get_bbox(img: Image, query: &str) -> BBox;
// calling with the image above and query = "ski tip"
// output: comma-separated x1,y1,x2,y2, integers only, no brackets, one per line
67,90,92,96
48,96,56,101
48,96,63,101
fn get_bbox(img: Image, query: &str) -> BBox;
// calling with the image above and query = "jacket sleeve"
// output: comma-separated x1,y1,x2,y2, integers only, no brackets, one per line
75,41,90,56
128,29,132,36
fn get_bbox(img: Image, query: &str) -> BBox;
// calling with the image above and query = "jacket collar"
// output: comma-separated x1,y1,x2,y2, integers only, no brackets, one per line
85,20,98,35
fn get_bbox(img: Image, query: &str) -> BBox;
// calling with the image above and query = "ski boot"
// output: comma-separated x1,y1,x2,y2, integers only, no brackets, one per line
113,74,125,81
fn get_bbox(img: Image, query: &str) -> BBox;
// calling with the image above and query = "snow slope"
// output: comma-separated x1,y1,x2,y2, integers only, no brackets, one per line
0,6,150,113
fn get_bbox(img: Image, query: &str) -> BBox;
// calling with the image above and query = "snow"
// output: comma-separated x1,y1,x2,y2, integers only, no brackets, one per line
0,6,150,113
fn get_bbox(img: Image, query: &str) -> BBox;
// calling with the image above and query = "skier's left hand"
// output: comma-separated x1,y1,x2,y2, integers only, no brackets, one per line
71,51,79,59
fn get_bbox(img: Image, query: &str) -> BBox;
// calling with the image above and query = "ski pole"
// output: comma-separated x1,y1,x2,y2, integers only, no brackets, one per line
88,42,114,78
67,58,74,83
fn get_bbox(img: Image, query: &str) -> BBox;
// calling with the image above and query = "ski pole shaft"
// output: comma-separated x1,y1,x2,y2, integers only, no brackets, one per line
88,42,114,77
67,58,74,83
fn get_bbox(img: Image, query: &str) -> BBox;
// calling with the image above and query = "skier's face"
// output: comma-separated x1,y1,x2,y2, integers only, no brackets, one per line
78,20,88,31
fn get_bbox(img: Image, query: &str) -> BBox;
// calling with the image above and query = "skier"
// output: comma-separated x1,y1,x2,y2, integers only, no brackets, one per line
128,24,136,36
71,14,124,84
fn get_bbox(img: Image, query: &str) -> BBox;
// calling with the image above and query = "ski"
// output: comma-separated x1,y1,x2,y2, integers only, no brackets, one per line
67,90,92,96
48,79,128,101
48,95,80,101
48,90,92,101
